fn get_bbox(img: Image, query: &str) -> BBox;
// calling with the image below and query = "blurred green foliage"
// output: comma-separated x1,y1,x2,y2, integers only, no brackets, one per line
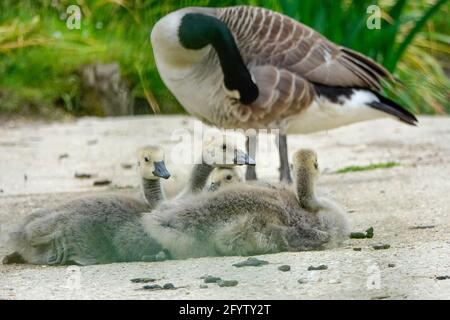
0,0,449,118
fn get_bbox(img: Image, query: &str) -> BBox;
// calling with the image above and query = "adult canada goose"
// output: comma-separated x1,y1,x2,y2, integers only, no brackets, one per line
143,149,349,259
151,6,418,182
2,146,171,265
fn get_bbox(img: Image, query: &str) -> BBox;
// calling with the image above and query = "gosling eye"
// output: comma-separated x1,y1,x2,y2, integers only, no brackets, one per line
144,157,150,163
314,161,318,170
226,175,233,180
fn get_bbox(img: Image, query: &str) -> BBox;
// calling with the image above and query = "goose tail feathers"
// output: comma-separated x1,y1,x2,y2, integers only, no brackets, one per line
369,93,418,126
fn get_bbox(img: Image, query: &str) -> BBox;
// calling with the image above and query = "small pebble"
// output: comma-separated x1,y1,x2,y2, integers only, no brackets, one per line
388,263,396,268
163,283,175,290
217,280,238,287
436,275,450,280
409,225,435,230
233,257,269,268
58,153,69,160
373,244,390,250
130,278,157,283
142,284,162,290
278,265,291,272
93,179,112,186
371,295,390,300
350,232,367,239
297,278,307,284
350,227,374,239
365,227,374,238
199,284,208,289
353,247,362,251
74,172,92,179
308,265,328,271
203,276,221,284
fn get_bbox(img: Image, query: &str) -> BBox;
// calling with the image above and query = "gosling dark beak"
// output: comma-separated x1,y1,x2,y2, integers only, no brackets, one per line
152,161,171,179
209,182,220,191
234,150,256,166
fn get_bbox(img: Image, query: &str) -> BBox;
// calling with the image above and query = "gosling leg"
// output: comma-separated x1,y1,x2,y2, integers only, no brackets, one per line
277,134,292,183
245,135,257,180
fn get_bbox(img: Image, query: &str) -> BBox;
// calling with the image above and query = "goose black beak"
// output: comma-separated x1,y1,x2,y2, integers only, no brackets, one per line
234,150,256,166
152,161,171,179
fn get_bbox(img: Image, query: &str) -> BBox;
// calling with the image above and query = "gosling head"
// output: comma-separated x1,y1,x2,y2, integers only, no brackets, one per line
138,146,171,180
292,149,319,181
208,168,243,191
202,138,256,168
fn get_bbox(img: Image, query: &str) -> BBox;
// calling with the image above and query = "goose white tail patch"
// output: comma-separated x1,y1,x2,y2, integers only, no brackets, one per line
287,90,386,134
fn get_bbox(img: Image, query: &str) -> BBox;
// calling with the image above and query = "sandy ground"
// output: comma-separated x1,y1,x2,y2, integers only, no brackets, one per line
0,115,449,300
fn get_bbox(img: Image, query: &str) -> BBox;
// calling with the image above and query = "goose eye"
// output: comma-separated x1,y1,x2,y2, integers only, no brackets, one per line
144,157,150,162
226,175,232,180
222,144,227,151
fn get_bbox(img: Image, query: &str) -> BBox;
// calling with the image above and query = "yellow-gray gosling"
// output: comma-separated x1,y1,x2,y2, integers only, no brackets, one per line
207,167,243,191
2,146,170,265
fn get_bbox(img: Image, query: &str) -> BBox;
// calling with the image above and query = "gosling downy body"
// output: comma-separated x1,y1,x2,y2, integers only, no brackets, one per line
3,146,170,265
142,149,349,259
151,6,417,182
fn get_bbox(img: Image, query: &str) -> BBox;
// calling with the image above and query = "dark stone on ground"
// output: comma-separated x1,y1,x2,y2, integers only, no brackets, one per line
74,172,92,179
203,276,222,284
93,179,112,186
233,257,269,268
308,265,328,271
130,278,157,283
278,265,291,272
217,280,238,287
163,283,175,290
373,244,390,250
142,284,162,290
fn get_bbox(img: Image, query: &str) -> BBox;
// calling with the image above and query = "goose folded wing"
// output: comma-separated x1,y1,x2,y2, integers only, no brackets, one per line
228,7,394,91
244,65,315,125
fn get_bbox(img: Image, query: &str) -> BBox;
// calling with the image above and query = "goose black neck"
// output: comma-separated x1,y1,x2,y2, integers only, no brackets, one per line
142,178,163,210
187,163,214,193
178,13,259,104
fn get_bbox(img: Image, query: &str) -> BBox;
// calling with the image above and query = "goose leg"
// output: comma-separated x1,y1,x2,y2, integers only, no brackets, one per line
277,134,292,183
245,135,257,180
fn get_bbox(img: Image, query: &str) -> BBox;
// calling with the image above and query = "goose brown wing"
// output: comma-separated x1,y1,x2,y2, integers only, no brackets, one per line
243,65,315,125
218,6,394,91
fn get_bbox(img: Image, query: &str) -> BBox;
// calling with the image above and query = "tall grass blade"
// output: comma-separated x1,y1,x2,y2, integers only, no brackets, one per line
387,0,449,70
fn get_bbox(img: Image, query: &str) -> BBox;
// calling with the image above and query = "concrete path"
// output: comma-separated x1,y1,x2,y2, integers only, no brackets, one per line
0,115,449,299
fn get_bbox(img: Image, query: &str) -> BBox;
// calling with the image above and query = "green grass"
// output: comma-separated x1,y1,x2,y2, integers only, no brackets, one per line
336,162,400,174
0,0,449,117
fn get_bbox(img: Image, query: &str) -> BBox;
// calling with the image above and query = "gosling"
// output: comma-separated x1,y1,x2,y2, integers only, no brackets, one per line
207,168,243,191
2,145,170,265
178,137,254,196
